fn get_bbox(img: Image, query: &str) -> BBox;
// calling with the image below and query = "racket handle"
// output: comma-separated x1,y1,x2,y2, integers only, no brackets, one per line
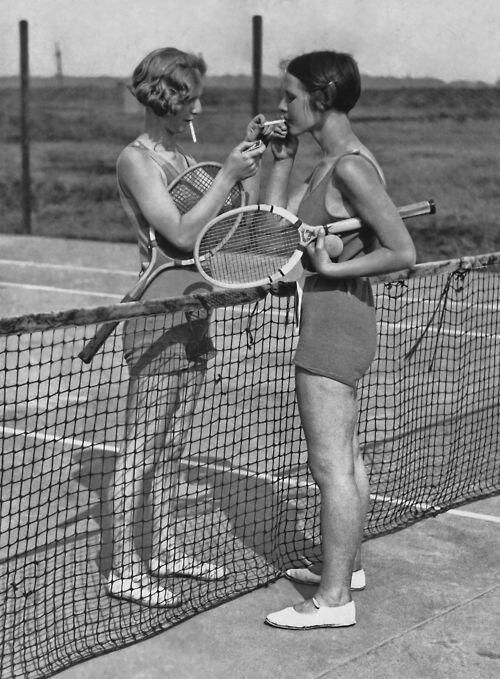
78,319,120,364
398,199,436,219
78,289,137,364
77,269,153,365
326,199,436,235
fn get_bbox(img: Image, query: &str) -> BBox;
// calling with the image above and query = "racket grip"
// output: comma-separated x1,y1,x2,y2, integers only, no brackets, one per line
398,199,436,219
326,199,436,235
78,320,120,364
78,288,139,364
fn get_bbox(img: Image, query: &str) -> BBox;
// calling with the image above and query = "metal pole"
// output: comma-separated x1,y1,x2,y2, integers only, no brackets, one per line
20,20,31,234
252,15,263,117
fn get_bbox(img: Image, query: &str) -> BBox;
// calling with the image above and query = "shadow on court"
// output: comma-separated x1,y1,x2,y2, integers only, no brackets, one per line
54,495,500,679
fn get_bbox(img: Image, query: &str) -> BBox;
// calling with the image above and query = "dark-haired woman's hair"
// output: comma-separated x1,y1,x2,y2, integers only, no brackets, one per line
130,47,207,116
287,50,361,113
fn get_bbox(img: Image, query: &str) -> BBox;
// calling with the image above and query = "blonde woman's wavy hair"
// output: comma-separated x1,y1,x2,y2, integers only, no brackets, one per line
130,47,207,116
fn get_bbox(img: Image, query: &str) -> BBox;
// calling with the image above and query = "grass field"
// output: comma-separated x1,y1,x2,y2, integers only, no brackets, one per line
1,83,500,262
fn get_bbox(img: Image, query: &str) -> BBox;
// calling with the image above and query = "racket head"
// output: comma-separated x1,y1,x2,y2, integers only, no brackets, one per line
168,162,245,214
194,204,306,289
154,161,246,258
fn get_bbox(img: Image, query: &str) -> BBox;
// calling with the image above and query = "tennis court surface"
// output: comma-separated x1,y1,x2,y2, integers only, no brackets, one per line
1,234,499,679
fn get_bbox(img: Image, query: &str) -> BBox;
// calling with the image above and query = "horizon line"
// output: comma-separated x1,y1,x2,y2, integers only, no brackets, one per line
0,72,498,86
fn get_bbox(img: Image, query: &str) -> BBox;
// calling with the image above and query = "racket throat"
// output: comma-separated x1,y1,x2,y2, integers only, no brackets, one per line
298,224,320,247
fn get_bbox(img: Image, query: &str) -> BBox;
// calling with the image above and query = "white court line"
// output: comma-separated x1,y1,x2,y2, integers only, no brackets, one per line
0,258,134,276
445,508,500,523
0,425,299,489
370,492,433,512
3,424,498,522
381,294,500,313
372,493,500,523
3,259,499,313
378,319,500,341
1,425,116,455
0,280,123,299
0,278,289,316
2,280,495,332
3,264,497,329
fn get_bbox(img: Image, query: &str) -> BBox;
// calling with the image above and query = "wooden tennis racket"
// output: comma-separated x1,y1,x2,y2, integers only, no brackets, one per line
78,162,245,363
194,199,436,289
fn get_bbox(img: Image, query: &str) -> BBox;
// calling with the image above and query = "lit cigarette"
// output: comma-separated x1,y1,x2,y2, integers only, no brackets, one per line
189,121,197,143
260,119,284,126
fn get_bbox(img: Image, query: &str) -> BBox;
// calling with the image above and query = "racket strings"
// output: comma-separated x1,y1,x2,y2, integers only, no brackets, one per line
225,184,244,211
197,211,300,284
170,165,243,215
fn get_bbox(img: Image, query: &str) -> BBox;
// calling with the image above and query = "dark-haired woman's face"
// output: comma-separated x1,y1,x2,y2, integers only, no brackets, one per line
278,73,316,135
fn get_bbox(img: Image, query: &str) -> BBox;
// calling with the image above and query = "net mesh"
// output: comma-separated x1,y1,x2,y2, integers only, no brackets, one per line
1,253,500,678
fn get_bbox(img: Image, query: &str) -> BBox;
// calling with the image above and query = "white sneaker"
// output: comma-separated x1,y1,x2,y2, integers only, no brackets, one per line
150,556,226,581
265,597,356,630
106,572,179,607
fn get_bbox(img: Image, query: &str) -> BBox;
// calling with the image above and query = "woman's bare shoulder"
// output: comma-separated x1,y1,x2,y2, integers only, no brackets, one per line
117,142,146,166
333,149,383,192
116,143,158,183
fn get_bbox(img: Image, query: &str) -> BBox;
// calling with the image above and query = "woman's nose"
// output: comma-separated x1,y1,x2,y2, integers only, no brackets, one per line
278,98,287,113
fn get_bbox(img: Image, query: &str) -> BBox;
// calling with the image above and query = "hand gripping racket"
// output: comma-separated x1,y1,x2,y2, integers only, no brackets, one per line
194,199,436,289
78,162,245,363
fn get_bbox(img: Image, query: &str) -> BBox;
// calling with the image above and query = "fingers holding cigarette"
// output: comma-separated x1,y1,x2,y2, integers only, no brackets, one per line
259,118,288,141
259,119,285,126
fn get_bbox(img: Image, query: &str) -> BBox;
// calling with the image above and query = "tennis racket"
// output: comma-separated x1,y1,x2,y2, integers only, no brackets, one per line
78,162,245,363
194,199,436,289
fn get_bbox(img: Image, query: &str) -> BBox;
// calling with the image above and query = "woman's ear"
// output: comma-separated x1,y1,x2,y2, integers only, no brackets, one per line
322,81,337,109
310,82,337,111
310,89,326,111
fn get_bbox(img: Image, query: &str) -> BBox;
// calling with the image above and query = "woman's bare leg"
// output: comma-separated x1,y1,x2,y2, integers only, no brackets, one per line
305,425,368,576
293,367,367,612
111,371,180,577
150,364,206,562
352,426,369,572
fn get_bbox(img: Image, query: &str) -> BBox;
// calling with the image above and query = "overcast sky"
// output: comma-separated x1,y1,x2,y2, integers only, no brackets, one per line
2,0,499,84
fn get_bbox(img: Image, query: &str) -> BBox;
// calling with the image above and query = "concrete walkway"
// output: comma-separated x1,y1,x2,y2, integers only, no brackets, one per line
57,496,500,679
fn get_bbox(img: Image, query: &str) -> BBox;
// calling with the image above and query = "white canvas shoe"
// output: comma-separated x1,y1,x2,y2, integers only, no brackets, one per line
150,556,226,581
265,597,356,630
106,572,179,607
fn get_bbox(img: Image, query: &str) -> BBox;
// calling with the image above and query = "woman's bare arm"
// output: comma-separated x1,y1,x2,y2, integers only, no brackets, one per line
306,155,417,278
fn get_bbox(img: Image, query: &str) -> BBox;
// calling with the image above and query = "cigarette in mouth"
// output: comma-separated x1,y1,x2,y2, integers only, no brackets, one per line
260,119,284,126
189,121,197,143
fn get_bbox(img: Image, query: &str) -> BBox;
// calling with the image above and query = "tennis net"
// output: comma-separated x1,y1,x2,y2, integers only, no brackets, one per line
1,252,500,678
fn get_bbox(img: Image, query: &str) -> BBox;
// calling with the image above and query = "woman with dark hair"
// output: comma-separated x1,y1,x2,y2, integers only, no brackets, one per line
106,47,265,607
263,50,416,629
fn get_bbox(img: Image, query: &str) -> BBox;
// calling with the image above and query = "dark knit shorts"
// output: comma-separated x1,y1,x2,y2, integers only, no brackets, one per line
294,276,377,387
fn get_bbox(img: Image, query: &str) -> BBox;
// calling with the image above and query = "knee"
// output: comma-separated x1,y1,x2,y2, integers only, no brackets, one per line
308,453,356,489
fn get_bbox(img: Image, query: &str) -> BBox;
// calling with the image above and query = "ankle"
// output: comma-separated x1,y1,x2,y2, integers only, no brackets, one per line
314,589,352,608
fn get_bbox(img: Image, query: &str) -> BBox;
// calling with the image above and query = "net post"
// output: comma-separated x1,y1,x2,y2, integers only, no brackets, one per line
19,19,31,234
252,15,263,117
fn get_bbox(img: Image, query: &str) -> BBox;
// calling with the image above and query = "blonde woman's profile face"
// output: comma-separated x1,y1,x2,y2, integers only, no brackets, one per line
161,82,203,136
